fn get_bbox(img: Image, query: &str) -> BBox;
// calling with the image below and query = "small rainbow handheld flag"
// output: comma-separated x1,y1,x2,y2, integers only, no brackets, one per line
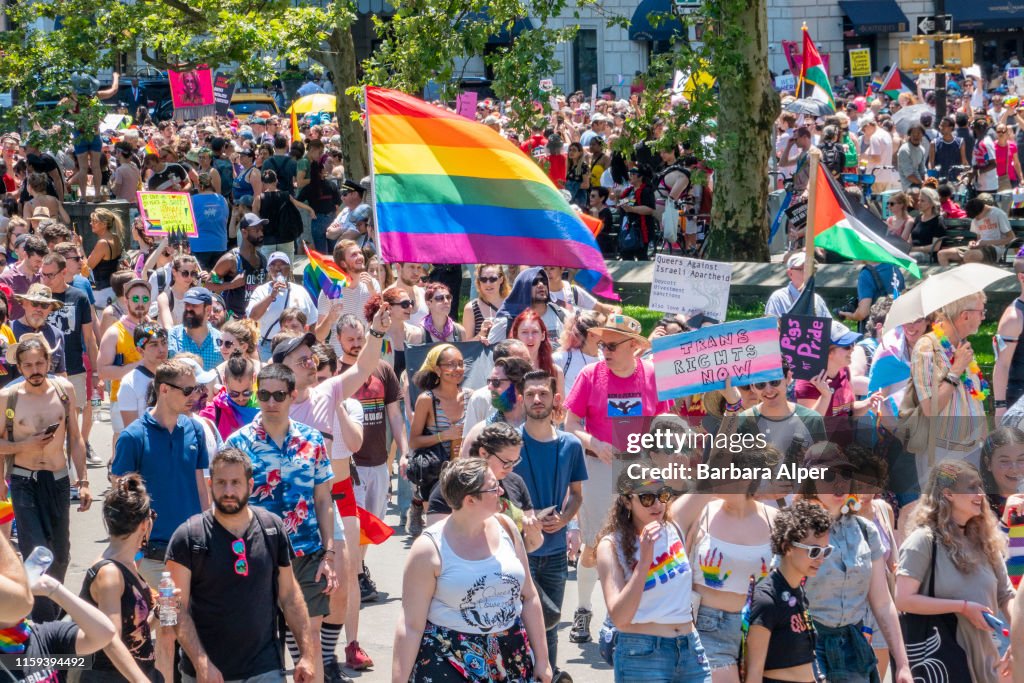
145,140,159,156
302,243,349,300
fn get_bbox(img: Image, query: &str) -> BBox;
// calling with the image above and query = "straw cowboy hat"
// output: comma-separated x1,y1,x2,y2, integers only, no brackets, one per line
6,331,56,366
14,283,62,311
590,314,651,350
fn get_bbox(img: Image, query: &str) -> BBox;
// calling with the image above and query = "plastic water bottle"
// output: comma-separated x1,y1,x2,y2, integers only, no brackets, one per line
23,546,54,584
274,274,287,299
91,387,102,410
158,572,178,627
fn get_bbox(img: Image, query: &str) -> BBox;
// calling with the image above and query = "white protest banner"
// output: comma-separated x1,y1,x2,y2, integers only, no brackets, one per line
590,84,598,110
774,74,796,92
648,254,732,324
917,71,935,90
652,317,784,400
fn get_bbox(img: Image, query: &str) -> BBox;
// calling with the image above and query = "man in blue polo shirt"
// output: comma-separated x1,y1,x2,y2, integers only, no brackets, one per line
112,357,211,587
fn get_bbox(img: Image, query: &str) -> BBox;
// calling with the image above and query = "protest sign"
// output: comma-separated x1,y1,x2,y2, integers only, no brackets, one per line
137,191,198,237
782,40,831,78
404,341,491,403
774,74,796,92
779,314,829,380
849,48,871,77
917,71,936,90
785,201,808,233
168,67,215,108
648,254,731,324
539,79,554,93
455,91,478,119
590,84,598,110
213,73,235,116
652,317,784,401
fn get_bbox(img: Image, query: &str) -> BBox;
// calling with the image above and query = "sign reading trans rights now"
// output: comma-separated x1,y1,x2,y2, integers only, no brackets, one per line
651,317,784,401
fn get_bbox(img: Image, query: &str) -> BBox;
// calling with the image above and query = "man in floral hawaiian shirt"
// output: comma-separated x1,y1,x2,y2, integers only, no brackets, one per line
225,362,339,683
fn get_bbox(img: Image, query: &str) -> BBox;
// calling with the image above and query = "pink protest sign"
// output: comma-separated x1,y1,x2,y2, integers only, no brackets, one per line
782,40,831,79
652,317,784,401
455,92,478,120
168,67,215,108
779,315,829,380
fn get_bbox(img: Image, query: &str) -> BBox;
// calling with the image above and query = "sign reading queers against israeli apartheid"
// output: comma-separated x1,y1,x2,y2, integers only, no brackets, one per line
652,317,784,400
648,254,732,324
779,314,829,380
137,191,198,237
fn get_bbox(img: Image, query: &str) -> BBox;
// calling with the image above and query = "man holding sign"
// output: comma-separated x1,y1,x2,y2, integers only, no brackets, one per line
563,315,671,643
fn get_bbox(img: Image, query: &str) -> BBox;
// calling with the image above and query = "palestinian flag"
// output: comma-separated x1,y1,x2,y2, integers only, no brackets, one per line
879,64,916,99
799,27,835,111
812,164,921,277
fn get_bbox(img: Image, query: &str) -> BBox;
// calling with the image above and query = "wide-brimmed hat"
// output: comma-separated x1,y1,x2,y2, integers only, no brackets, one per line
6,331,56,366
29,207,51,223
590,314,650,349
14,283,61,310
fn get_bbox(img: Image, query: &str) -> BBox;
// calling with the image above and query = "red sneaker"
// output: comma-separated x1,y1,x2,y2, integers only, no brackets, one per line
344,641,373,670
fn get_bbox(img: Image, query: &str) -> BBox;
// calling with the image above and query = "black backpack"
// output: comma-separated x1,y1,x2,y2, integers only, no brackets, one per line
275,198,304,243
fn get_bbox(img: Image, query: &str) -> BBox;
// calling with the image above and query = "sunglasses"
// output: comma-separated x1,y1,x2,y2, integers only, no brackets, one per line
232,538,249,576
439,361,465,370
228,388,253,400
432,294,452,302
40,270,61,280
598,340,628,352
486,378,509,388
293,356,316,369
130,294,151,304
631,489,673,507
822,468,854,483
164,381,200,397
394,300,414,309
478,276,501,284
753,379,784,390
791,541,834,560
257,389,290,403
218,339,236,349
63,254,82,262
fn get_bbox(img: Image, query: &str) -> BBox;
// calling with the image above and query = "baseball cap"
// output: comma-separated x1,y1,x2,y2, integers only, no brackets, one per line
786,252,811,269
183,287,213,305
240,212,268,229
271,332,317,364
830,320,863,347
267,251,291,268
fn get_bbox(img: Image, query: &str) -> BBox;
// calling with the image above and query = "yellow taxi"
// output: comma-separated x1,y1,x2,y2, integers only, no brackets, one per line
229,93,280,121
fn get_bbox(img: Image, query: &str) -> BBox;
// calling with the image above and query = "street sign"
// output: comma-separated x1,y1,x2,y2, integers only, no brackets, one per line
849,48,871,77
916,14,952,35
671,0,701,16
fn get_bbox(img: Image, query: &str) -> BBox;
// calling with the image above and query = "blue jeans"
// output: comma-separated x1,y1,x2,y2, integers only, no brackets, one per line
814,621,878,683
613,632,711,683
528,552,568,670
311,213,335,255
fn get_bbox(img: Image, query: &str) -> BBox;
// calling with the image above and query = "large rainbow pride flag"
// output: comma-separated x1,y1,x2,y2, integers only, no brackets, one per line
365,86,616,299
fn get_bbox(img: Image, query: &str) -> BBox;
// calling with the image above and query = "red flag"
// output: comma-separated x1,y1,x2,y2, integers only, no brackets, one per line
577,209,604,237
357,506,394,545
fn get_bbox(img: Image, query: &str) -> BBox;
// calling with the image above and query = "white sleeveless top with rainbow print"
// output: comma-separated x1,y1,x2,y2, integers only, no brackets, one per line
615,522,693,625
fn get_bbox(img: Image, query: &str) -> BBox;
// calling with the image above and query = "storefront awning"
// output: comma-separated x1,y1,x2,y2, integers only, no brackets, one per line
629,0,684,42
947,0,1024,30
838,0,909,35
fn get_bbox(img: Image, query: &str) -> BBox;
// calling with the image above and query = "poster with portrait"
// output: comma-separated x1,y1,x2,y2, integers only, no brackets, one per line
168,66,215,108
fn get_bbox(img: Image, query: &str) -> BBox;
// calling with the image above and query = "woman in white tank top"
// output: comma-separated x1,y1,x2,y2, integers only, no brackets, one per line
393,458,552,682
672,446,780,683
597,466,711,682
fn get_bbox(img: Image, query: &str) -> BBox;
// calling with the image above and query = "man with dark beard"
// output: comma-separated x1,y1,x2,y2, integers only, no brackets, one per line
168,287,221,371
211,212,269,319
0,334,89,621
167,447,317,683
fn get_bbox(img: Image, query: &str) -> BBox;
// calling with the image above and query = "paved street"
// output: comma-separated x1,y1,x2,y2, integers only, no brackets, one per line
64,404,613,682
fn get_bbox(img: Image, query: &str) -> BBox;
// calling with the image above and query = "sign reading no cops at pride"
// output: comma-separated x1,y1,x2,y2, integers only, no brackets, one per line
652,317,784,400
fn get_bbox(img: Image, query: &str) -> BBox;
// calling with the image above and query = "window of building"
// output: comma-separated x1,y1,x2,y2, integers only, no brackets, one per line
573,29,598,93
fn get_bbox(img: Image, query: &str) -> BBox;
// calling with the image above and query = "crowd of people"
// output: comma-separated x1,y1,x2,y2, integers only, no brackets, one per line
6,65,1024,683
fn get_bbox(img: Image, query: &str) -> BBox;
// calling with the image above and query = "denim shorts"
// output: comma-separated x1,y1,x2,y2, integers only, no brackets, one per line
814,621,879,683
694,604,744,669
613,631,711,683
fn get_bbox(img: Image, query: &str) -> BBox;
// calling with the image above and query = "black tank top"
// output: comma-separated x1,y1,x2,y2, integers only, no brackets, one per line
79,559,156,675
222,248,268,318
1008,300,1024,390
92,239,121,290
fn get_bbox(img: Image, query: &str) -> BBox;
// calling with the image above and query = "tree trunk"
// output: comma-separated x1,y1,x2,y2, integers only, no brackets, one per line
705,0,777,262
321,26,368,180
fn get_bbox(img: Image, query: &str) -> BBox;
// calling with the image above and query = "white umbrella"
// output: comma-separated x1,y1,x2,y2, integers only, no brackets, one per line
883,263,1013,333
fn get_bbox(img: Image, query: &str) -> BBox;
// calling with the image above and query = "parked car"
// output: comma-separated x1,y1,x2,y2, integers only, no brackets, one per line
229,93,280,121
